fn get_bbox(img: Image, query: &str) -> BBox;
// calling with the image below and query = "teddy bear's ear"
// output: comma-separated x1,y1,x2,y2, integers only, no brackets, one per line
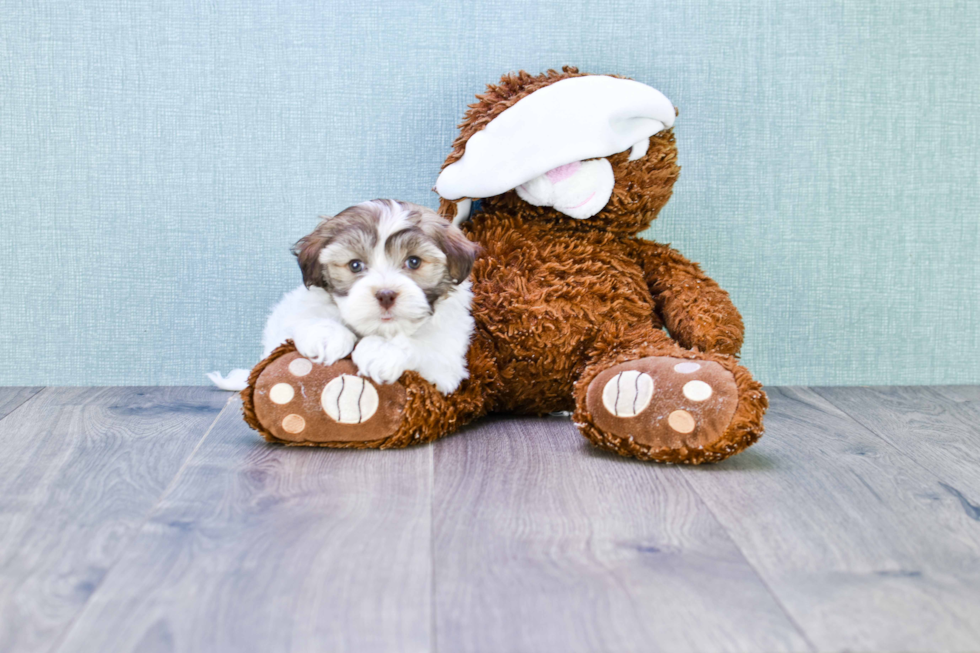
291,223,331,290
437,197,457,220
436,195,474,226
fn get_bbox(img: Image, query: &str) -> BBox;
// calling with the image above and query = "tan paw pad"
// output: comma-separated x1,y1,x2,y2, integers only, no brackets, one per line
281,414,306,434
668,409,696,433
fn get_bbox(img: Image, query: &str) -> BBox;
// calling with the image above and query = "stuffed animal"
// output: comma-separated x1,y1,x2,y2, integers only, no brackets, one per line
243,66,766,464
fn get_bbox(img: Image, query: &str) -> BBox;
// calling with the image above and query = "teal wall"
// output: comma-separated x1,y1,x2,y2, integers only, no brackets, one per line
1,1,977,386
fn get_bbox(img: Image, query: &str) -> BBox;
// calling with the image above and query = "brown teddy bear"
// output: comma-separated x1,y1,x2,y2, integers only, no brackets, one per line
243,66,766,464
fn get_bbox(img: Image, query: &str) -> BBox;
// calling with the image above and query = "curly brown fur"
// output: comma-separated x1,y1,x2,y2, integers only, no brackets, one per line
444,67,765,463
633,239,745,355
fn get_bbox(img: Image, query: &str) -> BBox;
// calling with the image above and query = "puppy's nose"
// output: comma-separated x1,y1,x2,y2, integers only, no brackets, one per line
375,289,398,310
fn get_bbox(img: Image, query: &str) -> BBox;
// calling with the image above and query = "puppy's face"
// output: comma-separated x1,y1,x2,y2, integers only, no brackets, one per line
293,200,479,338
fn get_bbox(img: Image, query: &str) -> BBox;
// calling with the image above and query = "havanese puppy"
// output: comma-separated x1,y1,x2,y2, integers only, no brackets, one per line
209,199,479,394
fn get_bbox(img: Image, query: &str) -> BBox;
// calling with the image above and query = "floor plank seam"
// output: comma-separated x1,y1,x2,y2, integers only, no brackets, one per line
805,387,980,644
47,393,235,653
812,387,980,504
0,386,45,424
675,470,819,653
124,393,237,525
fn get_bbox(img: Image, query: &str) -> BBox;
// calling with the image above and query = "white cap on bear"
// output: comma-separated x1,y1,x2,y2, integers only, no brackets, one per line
435,75,675,201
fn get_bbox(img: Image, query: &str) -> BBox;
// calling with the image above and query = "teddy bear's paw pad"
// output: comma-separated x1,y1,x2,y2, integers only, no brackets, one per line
601,370,655,417
321,375,379,424
252,352,406,444
586,357,738,451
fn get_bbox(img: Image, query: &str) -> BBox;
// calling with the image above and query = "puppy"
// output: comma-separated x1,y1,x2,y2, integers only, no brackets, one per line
209,199,479,394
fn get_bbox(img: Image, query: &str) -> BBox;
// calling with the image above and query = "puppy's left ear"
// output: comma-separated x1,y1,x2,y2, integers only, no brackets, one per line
291,227,330,289
439,224,480,284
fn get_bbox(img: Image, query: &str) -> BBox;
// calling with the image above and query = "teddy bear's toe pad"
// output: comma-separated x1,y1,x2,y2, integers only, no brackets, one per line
587,357,738,450
252,352,406,444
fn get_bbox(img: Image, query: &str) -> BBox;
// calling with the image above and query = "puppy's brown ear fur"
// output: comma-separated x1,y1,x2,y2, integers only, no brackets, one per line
292,225,330,289
439,224,480,284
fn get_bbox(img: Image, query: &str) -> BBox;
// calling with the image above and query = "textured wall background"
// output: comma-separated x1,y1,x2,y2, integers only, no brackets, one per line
1,0,977,386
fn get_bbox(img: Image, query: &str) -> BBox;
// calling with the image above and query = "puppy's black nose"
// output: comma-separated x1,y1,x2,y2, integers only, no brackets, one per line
376,289,398,310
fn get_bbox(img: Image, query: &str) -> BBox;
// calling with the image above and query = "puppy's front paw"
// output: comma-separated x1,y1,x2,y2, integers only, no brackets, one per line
352,336,413,385
293,320,357,365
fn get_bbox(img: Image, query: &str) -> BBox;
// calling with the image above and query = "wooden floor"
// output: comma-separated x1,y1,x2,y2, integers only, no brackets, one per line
0,386,979,652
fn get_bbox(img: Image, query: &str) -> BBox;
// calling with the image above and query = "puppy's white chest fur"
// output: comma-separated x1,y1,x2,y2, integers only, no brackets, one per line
263,282,474,394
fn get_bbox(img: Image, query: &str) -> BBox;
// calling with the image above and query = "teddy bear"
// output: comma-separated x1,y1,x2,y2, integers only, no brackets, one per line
242,66,767,464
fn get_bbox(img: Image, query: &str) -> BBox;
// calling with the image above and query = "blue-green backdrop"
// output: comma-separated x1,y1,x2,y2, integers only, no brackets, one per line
1,0,977,386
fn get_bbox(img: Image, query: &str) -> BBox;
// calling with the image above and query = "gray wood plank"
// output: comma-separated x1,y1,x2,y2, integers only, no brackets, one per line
681,387,980,652
55,398,433,653
0,386,228,653
0,387,43,420
930,385,980,403
814,386,980,498
433,415,812,653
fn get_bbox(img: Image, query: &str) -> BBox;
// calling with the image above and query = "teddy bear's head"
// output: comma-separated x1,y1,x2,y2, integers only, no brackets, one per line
436,67,681,236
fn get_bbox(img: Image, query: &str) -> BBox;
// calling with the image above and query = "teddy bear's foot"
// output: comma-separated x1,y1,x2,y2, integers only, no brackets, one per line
244,347,409,446
581,356,746,462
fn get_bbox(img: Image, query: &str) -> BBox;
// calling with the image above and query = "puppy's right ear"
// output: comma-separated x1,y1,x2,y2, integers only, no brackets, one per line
292,228,329,289
439,223,481,285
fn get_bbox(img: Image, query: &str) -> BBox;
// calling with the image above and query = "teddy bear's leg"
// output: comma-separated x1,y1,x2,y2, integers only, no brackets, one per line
572,325,767,464
242,335,499,449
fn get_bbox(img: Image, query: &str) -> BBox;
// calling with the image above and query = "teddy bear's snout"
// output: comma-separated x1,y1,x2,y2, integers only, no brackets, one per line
516,158,615,220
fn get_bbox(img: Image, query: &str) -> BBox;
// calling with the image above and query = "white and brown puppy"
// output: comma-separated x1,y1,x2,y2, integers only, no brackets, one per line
266,199,479,393
209,199,478,394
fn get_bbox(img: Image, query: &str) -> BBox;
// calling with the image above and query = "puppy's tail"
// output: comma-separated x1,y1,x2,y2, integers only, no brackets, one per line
206,368,250,392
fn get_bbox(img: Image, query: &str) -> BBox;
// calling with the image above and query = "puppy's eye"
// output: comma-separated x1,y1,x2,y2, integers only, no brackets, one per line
348,260,364,273
405,256,422,270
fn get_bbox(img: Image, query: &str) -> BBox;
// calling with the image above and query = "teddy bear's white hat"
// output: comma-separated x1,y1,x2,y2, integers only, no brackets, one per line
435,75,675,201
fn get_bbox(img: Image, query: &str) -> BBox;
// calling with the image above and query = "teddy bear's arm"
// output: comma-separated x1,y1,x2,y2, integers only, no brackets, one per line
635,240,745,356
